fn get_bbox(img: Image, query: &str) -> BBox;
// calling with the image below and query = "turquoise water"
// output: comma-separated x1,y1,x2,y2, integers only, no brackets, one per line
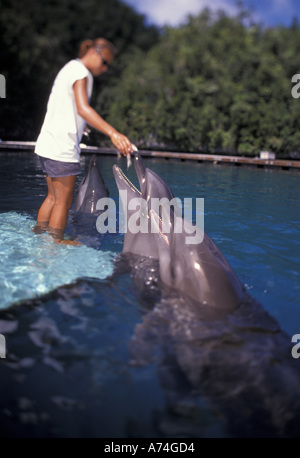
0,212,116,309
0,153,298,333
0,152,299,438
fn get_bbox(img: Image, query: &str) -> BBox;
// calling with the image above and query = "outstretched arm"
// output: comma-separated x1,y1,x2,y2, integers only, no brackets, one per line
73,78,134,156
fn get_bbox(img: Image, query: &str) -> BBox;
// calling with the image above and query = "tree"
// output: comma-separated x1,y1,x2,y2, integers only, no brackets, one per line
1,2,300,158
0,0,159,140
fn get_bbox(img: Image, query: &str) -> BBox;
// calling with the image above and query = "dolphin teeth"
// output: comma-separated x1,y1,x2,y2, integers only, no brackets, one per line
150,210,170,246
116,166,141,195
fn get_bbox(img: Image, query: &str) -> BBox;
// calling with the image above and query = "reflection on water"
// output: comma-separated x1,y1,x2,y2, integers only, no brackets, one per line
1,266,300,438
0,275,167,438
0,153,299,437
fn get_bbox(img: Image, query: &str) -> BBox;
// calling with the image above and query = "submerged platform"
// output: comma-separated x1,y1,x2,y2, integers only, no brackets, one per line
0,140,299,170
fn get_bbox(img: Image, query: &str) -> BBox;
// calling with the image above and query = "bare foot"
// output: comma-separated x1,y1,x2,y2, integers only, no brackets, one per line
54,239,82,246
47,226,82,246
32,225,48,234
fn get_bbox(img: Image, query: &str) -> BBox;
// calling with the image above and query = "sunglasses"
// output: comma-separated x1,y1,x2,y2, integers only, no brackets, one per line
94,47,111,68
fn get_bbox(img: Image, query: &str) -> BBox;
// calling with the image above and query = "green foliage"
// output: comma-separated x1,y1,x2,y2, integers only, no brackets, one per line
0,0,159,140
1,1,300,157
104,8,300,157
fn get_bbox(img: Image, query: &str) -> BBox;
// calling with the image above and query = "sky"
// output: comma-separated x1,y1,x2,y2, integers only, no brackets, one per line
122,0,300,28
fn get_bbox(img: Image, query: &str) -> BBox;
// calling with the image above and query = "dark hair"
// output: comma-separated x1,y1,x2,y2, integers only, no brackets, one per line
78,38,117,58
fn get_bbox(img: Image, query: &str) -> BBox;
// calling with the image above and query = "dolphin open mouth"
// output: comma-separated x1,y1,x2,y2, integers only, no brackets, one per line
149,209,170,247
113,165,141,196
112,155,245,310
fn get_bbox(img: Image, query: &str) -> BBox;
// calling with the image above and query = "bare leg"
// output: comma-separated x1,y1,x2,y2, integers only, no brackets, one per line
33,175,80,245
48,175,81,245
32,175,55,234
48,175,76,230
37,175,55,225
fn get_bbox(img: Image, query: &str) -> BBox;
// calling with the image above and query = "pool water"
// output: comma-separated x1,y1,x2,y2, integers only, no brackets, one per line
0,152,299,438
0,212,117,309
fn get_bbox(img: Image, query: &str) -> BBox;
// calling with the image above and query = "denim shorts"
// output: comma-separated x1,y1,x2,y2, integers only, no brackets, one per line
39,156,82,178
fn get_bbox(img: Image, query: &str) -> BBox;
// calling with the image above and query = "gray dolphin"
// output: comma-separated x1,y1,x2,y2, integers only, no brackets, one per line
74,154,109,213
112,154,178,258
150,208,245,312
113,154,245,311
129,284,300,438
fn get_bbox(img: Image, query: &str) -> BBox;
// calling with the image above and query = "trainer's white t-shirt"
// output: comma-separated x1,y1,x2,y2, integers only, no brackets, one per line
35,59,93,163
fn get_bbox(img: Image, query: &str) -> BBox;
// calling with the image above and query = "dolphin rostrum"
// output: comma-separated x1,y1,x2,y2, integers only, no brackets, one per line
113,154,176,259
113,154,245,311
74,154,109,213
